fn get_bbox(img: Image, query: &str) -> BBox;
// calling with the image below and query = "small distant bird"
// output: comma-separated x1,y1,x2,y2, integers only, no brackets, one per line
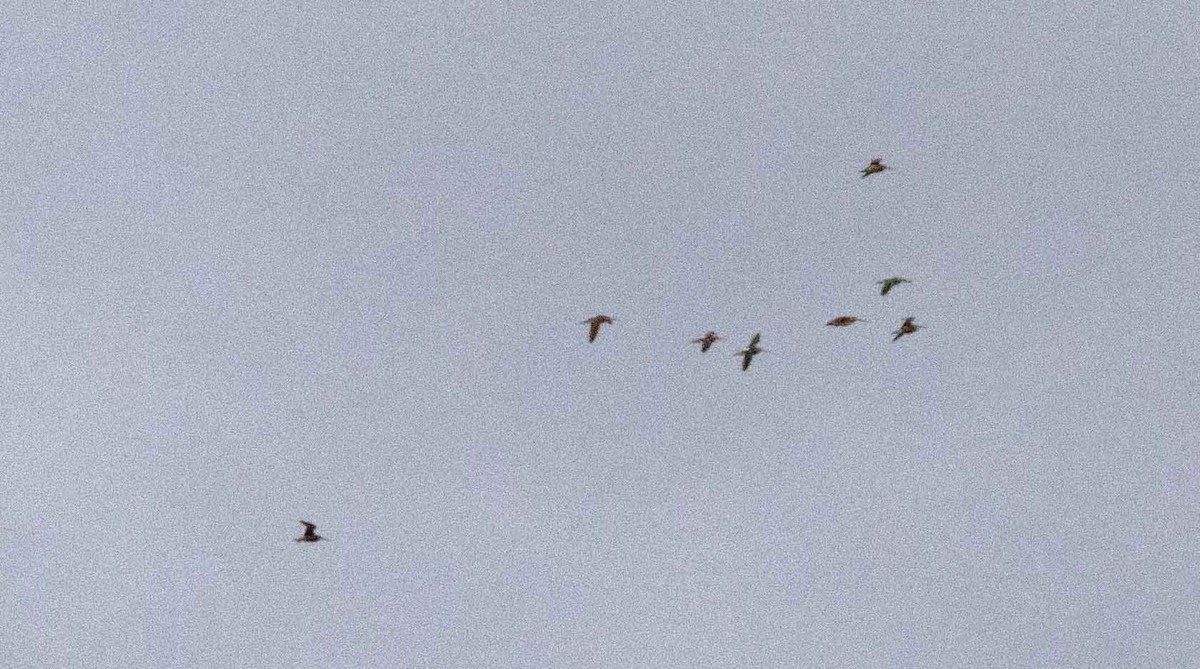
861,158,888,178
826,316,864,327
877,277,911,296
736,333,763,371
692,331,720,352
295,521,323,543
582,315,614,343
892,317,921,342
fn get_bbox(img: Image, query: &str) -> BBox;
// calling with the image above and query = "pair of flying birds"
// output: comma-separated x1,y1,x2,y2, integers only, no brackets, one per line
824,276,912,324
692,331,764,370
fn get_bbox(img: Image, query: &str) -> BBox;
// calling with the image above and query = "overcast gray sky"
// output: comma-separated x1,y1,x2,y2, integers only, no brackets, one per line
3,2,1198,667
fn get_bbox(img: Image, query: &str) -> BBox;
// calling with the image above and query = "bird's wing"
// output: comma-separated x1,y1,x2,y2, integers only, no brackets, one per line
588,320,601,342
750,333,761,346
300,521,316,529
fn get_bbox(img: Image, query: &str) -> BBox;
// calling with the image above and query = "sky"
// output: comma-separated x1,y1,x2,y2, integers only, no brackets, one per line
2,1,1198,667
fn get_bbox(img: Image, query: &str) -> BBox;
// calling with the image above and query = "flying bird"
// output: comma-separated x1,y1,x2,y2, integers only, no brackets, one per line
826,316,864,327
692,331,720,352
892,317,921,342
877,277,911,296
295,521,323,543
582,315,614,343
861,158,888,178
736,333,763,371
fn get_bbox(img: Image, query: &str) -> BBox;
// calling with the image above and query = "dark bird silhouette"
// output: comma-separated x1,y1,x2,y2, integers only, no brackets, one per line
736,333,763,371
826,316,864,327
295,521,323,543
877,277,911,296
861,158,888,178
892,317,921,342
692,331,720,352
582,315,614,343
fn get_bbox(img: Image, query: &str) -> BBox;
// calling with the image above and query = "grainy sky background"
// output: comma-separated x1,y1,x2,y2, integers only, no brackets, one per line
3,2,1198,667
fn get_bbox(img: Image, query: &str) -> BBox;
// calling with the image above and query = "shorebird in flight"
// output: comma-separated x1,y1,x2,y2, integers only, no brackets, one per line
736,333,763,371
295,521,323,543
892,317,921,342
877,277,911,296
582,315,614,343
861,158,888,178
826,316,864,327
692,331,720,352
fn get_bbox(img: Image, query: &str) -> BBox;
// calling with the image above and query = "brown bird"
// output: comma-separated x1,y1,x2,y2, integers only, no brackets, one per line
736,333,763,371
295,521,323,543
692,331,720,352
826,316,864,327
892,317,921,342
861,158,888,178
582,315,614,343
